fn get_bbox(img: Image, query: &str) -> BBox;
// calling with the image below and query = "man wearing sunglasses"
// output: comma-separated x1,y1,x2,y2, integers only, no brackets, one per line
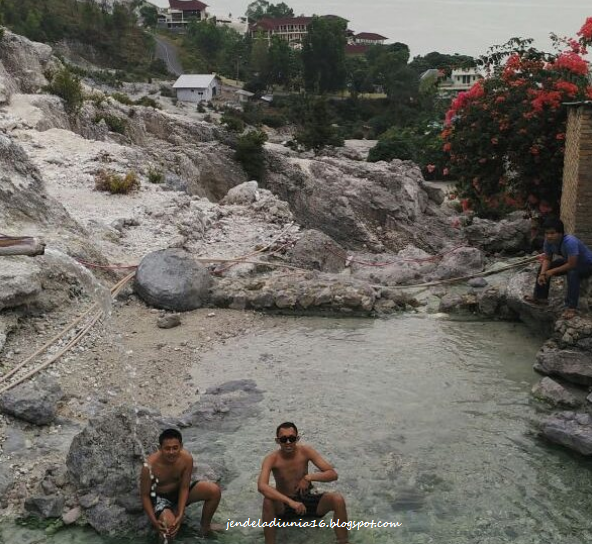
257,422,349,544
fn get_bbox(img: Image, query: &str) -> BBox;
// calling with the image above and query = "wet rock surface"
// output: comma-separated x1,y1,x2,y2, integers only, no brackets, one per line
540,411,592,456
531,377,580,408
463,216,531,254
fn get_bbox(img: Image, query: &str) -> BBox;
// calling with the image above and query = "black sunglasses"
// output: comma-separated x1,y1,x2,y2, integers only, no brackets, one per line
277,435,299,444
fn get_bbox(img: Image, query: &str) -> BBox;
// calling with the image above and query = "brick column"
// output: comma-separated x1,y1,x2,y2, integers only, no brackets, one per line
561,102,592,247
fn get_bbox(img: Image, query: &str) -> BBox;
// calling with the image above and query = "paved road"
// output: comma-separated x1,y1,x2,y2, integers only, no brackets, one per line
154,35,183,77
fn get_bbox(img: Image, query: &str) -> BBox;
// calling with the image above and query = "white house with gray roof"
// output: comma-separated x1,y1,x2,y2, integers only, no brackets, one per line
173,74,220,103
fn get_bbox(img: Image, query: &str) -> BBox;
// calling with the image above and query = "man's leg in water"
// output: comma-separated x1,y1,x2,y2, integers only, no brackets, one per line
187,481,222,534
316,492,349,544
262,498,285,544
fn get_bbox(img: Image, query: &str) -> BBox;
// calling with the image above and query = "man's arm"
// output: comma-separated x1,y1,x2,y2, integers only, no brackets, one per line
140,465,163,533
170,454,193,535
546,256,577,276
257,454,305,513
302,446,338,484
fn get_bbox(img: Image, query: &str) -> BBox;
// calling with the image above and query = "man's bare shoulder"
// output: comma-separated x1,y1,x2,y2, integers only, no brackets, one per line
146,451,160,465
263,450,280,466
299,444,320,459
180,449,193,466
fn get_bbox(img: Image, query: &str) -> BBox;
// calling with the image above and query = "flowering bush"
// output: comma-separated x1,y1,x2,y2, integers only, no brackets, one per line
442,18,592,217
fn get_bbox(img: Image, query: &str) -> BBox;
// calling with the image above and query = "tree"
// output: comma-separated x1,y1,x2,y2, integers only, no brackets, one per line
301,16,347,94
140,5,158,27
46,67,83,114
268,35,296,87
235,131,268,180
442,20,592,217
246,0,293,21
295,97,344,151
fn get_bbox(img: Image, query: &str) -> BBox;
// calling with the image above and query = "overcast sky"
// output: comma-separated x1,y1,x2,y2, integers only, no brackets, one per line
208,0,591,58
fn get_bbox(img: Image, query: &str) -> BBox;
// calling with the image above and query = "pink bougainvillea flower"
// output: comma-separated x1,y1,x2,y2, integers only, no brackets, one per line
554,81,579,98
539,202,553,214
556,133,566,140
426,164,436,173
443,142,452,152
443,168,450,176
552,52,589,75
577,17,592,41
527,194,539,204
491,137,499,145
461,199,471,212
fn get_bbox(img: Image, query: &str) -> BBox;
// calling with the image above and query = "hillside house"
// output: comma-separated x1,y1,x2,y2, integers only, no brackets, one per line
352,32,387,45
437,68,483,96
249,15,348,49
152,0,208,30
173,74,220,103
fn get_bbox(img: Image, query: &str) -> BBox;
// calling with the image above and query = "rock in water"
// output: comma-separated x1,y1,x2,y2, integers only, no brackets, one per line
531,377,580,408
66,407,160,535
0,375,63,425
135,249,211,311
540,411,592,455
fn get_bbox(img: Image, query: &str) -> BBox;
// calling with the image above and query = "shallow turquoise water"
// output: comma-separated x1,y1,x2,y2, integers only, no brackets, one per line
4,316,592,544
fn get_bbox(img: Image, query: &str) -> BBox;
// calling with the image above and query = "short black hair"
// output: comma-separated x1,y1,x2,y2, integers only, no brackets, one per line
542,218,565,234
159,428,182,445
276,422,298,436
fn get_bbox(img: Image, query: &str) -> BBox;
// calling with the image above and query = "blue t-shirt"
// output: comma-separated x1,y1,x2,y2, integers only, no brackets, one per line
543,234,592,266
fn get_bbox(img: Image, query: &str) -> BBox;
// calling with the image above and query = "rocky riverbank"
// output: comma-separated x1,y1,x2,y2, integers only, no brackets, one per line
1,28,592,536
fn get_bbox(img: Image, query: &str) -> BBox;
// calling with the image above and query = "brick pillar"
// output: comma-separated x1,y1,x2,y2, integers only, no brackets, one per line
561,102,592,248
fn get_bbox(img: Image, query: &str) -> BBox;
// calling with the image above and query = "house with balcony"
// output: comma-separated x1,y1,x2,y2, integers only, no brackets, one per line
249,15,348,49
437,68,483,96
153,0,208,30
352,32,387,45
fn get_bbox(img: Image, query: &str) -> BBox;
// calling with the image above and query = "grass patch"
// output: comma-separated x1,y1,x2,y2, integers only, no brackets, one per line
95,170,140,194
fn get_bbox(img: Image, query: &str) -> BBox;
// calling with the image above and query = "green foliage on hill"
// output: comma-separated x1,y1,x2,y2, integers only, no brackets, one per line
45,66,83,113
0,0,155,75
235,131,268,181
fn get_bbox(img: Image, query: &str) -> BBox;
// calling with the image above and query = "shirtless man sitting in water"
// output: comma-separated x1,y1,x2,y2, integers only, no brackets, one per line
140,429,221,541
257,422,349,544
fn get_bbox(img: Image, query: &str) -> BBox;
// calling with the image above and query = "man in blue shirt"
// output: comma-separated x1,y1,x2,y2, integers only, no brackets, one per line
526,218,592,319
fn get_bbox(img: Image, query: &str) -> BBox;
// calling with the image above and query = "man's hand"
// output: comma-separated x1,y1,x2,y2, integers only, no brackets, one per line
153,520,168,535
167,515,183,537
288,500,307,515
295,476,310,495
537,273,548,286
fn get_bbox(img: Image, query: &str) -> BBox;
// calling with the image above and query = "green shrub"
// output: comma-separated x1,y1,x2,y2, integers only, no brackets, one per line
261,113,287,128
135,95,160,109
93,114,127,134
235,131,267,181
95,170,140,194
111,92,134,105
147,168,164,184
46,67,83,114
160,85,174,97
221,112,245,132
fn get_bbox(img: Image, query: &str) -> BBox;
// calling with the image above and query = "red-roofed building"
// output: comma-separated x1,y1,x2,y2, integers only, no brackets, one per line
155,0,208,30
353,32,387,45
249,15,348,49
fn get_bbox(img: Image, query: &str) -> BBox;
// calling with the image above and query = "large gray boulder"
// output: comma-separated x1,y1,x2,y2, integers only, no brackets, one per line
534,345,592,386
463,216,531,254
135,248,212,311
540,411,592,455
0,375,63,425
286,230,346,273
263,149,459,252
66,407,160,535
432,247,484,280
24,495,65,519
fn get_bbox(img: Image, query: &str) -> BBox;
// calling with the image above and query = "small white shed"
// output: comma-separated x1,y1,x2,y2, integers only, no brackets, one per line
173,74,220,103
